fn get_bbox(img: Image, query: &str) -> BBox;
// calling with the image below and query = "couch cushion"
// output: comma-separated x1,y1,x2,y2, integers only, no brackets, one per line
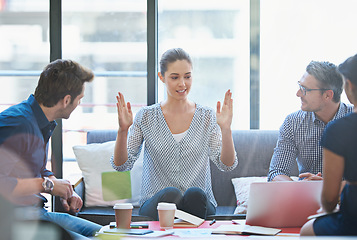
87,129,117,144
73,141,143,207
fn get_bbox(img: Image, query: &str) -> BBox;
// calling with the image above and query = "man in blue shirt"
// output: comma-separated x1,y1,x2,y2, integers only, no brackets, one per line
268,61,353,182
0,59,101,239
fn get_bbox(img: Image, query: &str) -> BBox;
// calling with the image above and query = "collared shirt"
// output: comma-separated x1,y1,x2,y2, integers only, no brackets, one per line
268,103,353,182
111,103,238,207
0,94,57,206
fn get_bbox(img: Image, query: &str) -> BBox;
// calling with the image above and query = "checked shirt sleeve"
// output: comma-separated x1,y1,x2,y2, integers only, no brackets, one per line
268,115,298,181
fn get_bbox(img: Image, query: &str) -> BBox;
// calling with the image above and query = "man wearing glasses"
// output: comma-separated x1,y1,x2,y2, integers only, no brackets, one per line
268,61,353,182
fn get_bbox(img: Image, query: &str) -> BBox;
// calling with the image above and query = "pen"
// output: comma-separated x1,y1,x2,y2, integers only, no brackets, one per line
131,226,144,229
130,223,149,229
209,219,216,226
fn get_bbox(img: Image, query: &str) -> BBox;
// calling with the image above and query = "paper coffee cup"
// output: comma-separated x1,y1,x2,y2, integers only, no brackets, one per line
113,203,133,229
157,202,176,229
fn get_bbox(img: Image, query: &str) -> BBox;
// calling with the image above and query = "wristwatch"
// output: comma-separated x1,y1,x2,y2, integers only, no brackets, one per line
42,177,54,193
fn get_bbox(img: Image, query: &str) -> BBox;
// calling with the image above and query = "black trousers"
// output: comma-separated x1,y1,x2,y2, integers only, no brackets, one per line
139,187,216,221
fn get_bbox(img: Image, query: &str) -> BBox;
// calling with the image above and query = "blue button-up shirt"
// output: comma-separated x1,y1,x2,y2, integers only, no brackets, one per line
268,103,353,181
0,94,57,206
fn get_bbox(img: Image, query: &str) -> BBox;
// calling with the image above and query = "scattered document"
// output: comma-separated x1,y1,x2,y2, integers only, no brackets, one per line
99,229,174,238
173,229,213,238
103,228,153,235
212,224,281,236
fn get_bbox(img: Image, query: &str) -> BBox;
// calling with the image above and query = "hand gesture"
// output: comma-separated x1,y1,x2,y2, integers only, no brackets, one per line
216,90,233,131
116,92,133,131
61,191,83,213
299,172,323,181
51,179,73,200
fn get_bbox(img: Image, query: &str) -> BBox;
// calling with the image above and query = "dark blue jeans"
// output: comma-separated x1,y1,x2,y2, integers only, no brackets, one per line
139,187,216,220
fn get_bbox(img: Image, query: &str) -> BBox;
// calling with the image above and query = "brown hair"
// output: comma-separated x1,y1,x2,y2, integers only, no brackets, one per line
159,48,192,76
34,59,94,107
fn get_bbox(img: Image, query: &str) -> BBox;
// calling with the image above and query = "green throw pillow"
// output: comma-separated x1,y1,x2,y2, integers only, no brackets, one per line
101,171,132,201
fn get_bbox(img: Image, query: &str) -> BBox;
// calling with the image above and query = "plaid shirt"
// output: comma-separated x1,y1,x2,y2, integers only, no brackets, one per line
268,103,353,181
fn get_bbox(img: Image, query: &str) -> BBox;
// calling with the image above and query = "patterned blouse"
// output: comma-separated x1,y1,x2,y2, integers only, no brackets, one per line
111,103,238,207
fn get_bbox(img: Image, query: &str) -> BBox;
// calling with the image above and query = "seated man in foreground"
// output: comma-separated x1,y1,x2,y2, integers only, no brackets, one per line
0,59,102,240
268,61,353,182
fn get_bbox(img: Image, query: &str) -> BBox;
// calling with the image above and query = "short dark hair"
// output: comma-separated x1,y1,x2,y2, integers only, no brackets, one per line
34,59,94,107
159,48,192,76
306,61,343,103
338,54,357,86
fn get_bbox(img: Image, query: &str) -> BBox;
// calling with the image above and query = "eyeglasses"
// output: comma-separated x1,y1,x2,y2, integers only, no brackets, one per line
297,82,331,96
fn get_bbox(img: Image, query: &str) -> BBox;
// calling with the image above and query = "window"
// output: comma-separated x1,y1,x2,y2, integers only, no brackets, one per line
260,0,356,130
61,0,147,180
1,0,357,185
0,1,49,110
158,0,250,130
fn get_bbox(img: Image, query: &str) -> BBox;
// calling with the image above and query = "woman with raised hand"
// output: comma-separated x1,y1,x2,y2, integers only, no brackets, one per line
111,48,238,220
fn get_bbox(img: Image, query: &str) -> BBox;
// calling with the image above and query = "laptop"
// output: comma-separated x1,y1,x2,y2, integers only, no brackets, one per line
245,181,323,228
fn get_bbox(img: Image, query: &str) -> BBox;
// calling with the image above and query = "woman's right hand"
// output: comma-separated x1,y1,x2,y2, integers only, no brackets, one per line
116,92,133,131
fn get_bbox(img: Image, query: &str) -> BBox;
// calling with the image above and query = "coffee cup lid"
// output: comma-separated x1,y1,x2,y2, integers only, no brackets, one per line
157,202,176,210
113,203,133,210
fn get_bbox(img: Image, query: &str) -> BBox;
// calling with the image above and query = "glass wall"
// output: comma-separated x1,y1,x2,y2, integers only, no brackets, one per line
2,0,357,181
61,0,147,180
0,0,148,181
158,0,250,130
0,1,49,110
260,0,357,130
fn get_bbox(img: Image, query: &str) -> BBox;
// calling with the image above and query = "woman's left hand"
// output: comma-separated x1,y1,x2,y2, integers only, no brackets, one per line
216,90,233,130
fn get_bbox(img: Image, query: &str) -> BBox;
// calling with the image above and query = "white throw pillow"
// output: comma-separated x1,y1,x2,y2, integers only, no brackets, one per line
231,177,267,214
73,141,143,207
231,176,299,214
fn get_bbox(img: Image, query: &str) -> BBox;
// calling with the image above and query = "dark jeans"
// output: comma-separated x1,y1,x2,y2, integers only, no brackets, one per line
139,187,216,220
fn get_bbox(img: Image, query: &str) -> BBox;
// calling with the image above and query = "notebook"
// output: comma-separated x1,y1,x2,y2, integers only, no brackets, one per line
245,181,323,228
174,209,205,227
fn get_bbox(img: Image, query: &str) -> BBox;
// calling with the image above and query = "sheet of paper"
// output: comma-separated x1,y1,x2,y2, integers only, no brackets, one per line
97,230,174,238
212,224,281,236
173,229,214,238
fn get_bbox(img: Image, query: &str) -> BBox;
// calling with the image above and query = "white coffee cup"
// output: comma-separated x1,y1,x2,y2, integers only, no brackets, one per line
113,203,133,229
157,202,176,229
